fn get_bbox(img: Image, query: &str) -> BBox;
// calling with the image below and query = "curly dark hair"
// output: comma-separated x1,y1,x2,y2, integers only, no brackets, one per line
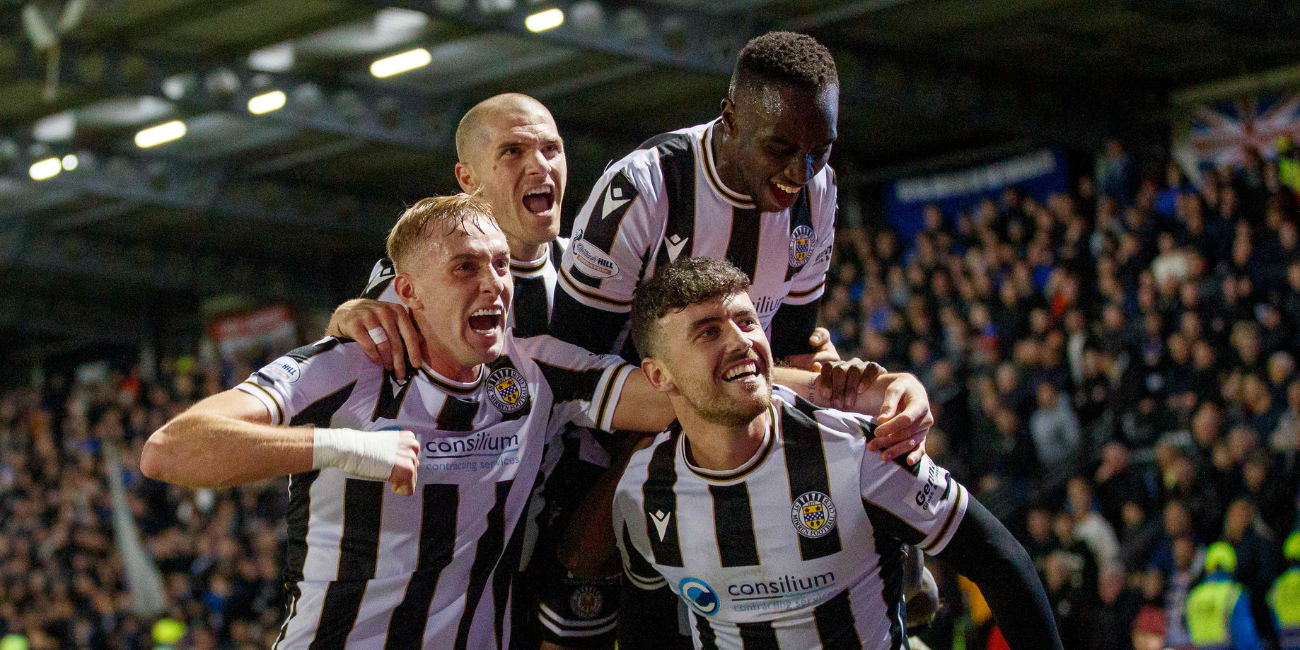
630,257,752,359
730,30,838,97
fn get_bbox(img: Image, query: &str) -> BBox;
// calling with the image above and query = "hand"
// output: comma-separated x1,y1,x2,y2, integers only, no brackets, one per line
782,327,842,371
807,327,840,366
868,373,933,466
812,359,886,411
327,299,425,380
388,430,420,497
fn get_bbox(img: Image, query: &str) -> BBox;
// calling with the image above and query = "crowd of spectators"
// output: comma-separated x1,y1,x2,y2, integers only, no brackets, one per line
1,138,1298,650
821,140,1300,650
0,358,288,649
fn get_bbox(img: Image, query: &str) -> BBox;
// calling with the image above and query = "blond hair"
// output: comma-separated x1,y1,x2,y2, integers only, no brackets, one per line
385,193,497,273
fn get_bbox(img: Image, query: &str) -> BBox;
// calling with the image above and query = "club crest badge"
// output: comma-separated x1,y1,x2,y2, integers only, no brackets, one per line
487,368,529,414
791,490,837,538
570,585,604,619
788,225,817,268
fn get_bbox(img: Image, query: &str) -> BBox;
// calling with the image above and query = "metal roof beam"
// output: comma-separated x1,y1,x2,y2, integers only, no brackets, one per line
353,0,746,74
2,41,460,150
3,147,398,239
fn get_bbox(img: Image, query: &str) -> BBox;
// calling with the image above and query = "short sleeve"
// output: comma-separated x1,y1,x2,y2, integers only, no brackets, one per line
235,337,370,426
614,481,667,592
521,335,636,432
859,446,969,555
551,154,665,353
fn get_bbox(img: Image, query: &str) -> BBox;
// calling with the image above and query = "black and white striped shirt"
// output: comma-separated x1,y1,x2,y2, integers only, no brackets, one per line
552,120,836,360
614,387,968,650
236,333,633,650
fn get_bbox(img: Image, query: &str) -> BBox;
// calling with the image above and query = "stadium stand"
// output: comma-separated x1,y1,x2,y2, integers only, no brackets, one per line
1,137,1297,650
821,141,1300,650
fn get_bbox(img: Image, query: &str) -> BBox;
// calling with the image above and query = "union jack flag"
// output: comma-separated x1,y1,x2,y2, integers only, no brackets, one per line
1190,94,1300,167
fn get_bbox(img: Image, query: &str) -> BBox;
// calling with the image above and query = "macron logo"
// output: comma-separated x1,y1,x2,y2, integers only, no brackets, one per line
663,235,689,262
601,183,631,219
650,510,671,541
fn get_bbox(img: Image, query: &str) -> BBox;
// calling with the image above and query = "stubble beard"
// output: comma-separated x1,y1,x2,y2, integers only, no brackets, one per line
681,375,773,428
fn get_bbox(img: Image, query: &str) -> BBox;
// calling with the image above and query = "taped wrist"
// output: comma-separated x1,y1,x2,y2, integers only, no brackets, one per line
313,428,400,480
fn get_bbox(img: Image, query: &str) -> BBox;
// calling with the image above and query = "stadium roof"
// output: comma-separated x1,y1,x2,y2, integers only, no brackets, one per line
2,0,1298,354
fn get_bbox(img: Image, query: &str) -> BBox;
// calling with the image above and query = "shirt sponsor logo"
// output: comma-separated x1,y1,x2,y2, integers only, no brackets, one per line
265,357,301,383
791,491,837,539
572,239,620,279
753,294,782,318
726,572,838,612
422,429,521,472
909,455,945,516
678,577,720,616
788,225,817,268
487,368,530,414
813,244,832,265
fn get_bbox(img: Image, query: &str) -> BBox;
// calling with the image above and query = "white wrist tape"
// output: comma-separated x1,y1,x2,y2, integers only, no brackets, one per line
313,428,401,480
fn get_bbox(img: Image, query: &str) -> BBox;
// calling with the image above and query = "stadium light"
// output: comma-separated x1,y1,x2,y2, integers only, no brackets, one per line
525,8,564,32
29,157,61,181
135,120,187,148
61,154,78,171
370,48,432,78
248,90,287,115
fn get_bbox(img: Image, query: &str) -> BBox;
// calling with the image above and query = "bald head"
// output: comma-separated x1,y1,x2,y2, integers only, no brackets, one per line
455,93,554,164
451,93,567,258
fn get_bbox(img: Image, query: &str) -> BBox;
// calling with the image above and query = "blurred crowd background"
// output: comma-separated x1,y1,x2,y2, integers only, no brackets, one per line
823,139,1300,650
2,138,1299,650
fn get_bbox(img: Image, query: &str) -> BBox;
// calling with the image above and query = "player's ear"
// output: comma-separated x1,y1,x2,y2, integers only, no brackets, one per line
454,161,478,194
640,358,675,394
393,274,422,311
719,95,737,135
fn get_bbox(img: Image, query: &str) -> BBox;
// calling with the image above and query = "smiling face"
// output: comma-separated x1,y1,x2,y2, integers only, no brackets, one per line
455,95,566,254
718,83,838,212
394,215,513,380
644,292,774,427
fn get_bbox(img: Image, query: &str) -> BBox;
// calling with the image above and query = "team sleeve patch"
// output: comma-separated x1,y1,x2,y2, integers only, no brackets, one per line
861,450,968,552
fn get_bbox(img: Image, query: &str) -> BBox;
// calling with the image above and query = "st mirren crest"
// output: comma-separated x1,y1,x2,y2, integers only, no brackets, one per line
788,224,817,268
791,491,837,539
569,585,604,619
487,368,529,414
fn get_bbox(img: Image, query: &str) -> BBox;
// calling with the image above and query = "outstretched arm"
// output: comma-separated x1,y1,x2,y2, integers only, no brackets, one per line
142,389,419,494
934,498,1063,650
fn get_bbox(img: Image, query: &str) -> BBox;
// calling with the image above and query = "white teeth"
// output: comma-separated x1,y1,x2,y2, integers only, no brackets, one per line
525,187,551,197
471,308,502,316
774,181,800,194
724,361,758,380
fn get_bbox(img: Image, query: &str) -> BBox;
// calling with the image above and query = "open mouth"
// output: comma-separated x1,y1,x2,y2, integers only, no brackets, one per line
468,307,503,334
722,359,761,382
522,187,555,214
768,179,802,206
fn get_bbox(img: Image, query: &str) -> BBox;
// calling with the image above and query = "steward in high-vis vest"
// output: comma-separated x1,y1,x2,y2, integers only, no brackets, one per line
1186,542,1264,650
1271,531,1300,650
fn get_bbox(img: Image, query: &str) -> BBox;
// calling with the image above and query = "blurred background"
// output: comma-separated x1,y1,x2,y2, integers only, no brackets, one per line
1,0,1299,648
